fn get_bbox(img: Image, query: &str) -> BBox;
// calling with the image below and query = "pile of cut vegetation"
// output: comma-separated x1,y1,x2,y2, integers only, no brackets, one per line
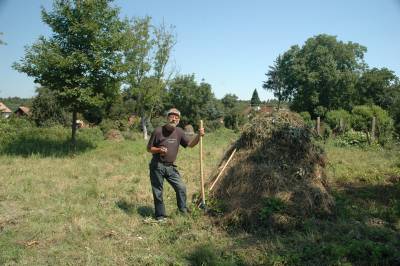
209,111,334,230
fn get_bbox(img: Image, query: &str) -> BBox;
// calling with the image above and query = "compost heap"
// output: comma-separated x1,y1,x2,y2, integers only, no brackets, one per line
209,111,334,230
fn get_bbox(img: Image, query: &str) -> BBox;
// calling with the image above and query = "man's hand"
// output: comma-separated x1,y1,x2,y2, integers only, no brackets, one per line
159,146,168,156
199,127,205,137
188,128,205,148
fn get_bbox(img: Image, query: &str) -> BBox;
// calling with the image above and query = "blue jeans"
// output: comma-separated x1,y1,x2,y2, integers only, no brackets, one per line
149,160,187,218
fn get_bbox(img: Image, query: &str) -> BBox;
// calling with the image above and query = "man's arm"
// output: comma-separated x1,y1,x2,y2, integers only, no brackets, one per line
147,146,167,156
188,128,205,148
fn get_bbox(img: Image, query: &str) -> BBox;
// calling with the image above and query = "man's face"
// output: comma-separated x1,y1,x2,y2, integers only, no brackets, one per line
167,114,180,127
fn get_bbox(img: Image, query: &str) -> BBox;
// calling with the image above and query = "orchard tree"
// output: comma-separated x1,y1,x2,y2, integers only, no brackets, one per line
124,17,176,139
13,0,129,145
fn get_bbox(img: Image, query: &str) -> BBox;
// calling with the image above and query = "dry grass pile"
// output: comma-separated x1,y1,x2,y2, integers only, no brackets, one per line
210,111,334,230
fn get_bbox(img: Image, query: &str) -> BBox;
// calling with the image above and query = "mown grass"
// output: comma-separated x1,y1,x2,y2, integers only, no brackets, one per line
1,127,400,265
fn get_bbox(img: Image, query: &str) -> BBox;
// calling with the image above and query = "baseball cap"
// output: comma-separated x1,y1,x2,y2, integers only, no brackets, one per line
167,108,181,117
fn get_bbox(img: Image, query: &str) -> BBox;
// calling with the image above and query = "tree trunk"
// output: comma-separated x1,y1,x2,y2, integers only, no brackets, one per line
71,110,77,148
141,116,148,140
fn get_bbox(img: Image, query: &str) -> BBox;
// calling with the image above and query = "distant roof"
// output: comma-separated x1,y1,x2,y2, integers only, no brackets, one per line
15,106,30,114
0,102,12,113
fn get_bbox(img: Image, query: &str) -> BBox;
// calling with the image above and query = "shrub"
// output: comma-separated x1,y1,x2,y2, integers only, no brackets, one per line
99,119,119,134
334,130,371,148
351,105,394,145
299,111,314,129
204,119,223,132
325,109,352,133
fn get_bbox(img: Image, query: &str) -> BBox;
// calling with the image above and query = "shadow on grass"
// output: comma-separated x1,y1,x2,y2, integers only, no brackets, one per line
187,244,244,266
216,182,400,265
137,206,153,218
115,200,153,218
115,200,136,216
0,137,96,157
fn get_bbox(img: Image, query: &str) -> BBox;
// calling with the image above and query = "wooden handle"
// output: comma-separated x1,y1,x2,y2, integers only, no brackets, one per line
209,148,236,192
200,120,205,205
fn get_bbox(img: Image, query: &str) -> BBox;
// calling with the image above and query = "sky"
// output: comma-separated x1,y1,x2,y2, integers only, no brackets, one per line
0,0,399,101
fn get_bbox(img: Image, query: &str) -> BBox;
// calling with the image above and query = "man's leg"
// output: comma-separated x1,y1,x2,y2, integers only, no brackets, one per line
165,166,187,213
149,163,166,218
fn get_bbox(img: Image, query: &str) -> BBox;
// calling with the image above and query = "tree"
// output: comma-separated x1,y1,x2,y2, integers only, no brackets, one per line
356,67,400,109
13,0,129,145
31,87,70,126
263,53,296,111
166,75,221,127
250,89,261,107
220,93,241,130
221,93,239,109
124,17,176,139
264,34,367,117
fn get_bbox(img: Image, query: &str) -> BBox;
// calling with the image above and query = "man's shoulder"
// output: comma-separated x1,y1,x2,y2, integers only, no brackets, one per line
176,127,185,135
154,126,163,133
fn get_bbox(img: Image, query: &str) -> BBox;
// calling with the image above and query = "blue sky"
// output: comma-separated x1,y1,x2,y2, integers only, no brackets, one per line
0,0,399,100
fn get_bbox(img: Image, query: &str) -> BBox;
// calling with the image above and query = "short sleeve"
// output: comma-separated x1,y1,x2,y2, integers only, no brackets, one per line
147,130,157,150
179,128,190,148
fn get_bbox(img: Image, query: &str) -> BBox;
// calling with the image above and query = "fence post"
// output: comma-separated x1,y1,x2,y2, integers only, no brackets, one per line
316,117,320,136
339,118,344,131
371,116,376,141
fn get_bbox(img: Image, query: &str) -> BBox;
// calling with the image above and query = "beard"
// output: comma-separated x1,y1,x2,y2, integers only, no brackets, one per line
165,121,178,131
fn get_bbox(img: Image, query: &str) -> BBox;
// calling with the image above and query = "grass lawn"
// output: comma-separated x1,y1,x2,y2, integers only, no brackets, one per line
1,128,400,265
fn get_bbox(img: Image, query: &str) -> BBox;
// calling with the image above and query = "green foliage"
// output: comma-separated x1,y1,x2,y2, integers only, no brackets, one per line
259,197,286,221
250,89,261,107
334,130,371,147
356,67,400,109
221,93,238,109
325,109,352,132
221,93,246,130
0,119,102,156
388,91,400,136
98,118,127,134
223,110,246,131
352,105,394,145
263,54,294,110
265,34,368,115
123,17,176,137
31,87,70,127
13,0,129,142
299,111,314,129
166,75,223,127
322,123,332,140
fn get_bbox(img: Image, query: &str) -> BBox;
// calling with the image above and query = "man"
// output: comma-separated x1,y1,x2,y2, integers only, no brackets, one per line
147,108,205,221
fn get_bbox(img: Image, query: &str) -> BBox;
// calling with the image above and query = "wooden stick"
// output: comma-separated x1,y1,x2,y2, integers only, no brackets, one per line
200,120,205,206
209,148,237,192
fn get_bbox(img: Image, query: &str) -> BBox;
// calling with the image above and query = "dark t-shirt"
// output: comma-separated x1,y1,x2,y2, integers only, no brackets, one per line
147,126,190,163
